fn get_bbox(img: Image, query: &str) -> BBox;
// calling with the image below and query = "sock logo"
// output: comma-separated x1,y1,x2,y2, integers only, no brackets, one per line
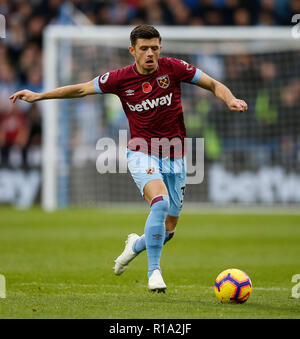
152,234,163,240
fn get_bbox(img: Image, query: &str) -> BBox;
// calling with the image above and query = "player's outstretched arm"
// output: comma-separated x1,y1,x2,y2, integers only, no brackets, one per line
10,80,97,104
196,72,248,112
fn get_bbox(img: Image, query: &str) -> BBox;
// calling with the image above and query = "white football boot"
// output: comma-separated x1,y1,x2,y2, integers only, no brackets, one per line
148,269,167,293
113,233,140,276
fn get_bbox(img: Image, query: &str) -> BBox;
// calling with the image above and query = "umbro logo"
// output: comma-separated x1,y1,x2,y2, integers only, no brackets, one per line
152,234,163,240
125,89,135,96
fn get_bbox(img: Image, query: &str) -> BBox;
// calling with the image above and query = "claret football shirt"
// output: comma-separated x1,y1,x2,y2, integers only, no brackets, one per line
94,57,202,157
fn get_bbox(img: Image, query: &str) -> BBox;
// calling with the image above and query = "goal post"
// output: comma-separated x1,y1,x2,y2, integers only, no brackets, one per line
42,25,300,211
42,30,59,211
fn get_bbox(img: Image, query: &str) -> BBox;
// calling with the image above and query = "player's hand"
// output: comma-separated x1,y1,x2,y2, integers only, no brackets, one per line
9,90,40,104
227,98,248,112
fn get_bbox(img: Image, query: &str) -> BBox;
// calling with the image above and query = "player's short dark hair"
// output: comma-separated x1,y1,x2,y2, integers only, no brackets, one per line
130,24,161,47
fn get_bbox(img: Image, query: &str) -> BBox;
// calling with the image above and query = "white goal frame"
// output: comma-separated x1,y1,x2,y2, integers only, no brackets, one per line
42,25,294,211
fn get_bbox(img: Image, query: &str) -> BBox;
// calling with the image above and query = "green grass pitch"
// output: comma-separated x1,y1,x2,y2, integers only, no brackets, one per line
0,207,300,319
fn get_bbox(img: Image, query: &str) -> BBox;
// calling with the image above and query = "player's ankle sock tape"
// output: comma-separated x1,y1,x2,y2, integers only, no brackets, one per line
133,228,175,254
132,196,173,254
145,195,169,275
164,228,176,245
133,204,175,254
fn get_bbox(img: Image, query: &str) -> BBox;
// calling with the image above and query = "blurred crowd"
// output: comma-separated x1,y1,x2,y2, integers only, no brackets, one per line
0,0,299,169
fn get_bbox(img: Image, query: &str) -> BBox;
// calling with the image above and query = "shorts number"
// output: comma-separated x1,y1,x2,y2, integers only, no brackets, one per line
180,186,186,209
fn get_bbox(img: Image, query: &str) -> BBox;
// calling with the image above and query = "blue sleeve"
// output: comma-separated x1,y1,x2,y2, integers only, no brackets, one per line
93,76,103,94
191,68,203,84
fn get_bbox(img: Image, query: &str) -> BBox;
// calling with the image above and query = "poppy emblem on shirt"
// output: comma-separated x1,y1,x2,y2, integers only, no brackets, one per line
156,75,170,89
142,82,152,93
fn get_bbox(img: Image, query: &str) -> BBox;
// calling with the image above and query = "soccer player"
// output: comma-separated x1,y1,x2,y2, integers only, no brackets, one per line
10,24,248,293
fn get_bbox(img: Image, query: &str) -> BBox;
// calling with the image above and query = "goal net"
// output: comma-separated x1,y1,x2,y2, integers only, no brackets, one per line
42,26,300,211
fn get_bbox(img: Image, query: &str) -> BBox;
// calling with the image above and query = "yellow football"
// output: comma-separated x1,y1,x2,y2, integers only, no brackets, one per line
214,268,252,303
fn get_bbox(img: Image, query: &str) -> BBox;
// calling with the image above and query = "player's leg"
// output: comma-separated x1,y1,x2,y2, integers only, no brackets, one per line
130,184,182,292
143,179,169,292
113,150,163,276
133,157,186,253
133,214,178,253
143,180,169,262
142,156,186,292
164,215,178,243
160,156,186,245
114,179,169,292
113,151,184,290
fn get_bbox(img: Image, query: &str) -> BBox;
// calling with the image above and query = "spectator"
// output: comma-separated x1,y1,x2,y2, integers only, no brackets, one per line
290,0,300,16
233,8,252,26
108,1,137,25
24,103,42,167
0,108,28,167
258,10,276,26
7,21,26,54
96,4,112,25
24,65,43,93
258,0,278,25
278,79,300,167
18,43,42,83
0,62,19,113
144,4,165,25
27,15,46,46
167,0,191,25
279,80,300,140
203,9,224,25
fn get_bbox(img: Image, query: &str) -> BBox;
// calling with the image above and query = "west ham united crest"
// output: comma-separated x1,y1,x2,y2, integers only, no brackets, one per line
156,75,170,89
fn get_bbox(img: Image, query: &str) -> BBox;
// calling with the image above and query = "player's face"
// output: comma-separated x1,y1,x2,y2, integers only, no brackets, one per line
129,38,162,75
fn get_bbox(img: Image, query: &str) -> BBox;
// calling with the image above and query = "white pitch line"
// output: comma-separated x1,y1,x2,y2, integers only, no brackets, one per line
12,282,101,288
178,286,289,291
11,282,290,291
